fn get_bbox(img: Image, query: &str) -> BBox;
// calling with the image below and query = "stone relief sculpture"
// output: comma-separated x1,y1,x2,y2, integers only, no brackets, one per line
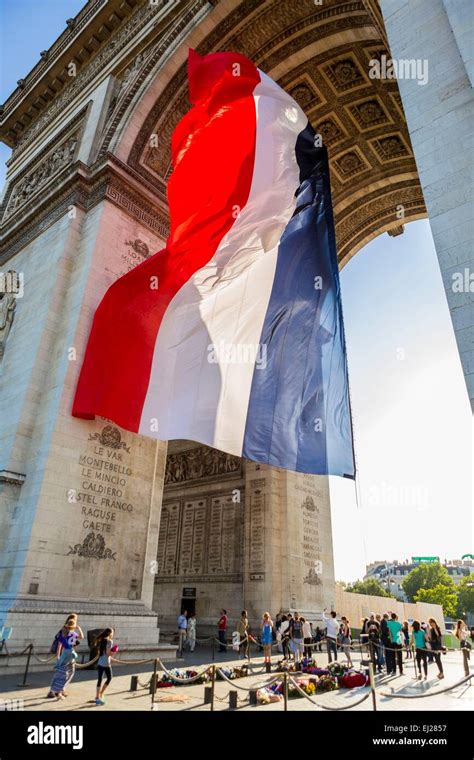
303,566,322,585
165,445,241,484
5,134,78,217
0,293,16,359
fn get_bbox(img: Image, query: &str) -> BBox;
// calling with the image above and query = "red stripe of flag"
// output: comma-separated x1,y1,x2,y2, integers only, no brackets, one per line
72,50,260,432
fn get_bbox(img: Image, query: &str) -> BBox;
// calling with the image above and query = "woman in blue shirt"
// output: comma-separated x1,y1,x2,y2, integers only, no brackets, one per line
410,621,428,680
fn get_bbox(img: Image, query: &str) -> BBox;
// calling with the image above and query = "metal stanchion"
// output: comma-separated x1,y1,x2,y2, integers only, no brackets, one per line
462,647,470,677
150,658,158,707
130,675,138,692
229,690,238,709
210,664,216,711
17,644,33,687
283,671,288,711
368,662,377,711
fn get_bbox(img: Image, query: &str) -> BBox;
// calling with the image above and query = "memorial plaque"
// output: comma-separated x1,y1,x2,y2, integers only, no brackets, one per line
208,498,223,572
249,490,265,577
158,502,180,575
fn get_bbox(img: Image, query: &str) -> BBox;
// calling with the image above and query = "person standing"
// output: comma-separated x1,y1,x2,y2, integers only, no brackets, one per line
386,613,404,676
47,614,84,699
218,609,228,653
427,617,444,679
301,617,312,658
261,612,273,664
280,614,290,660
314,626,323,652
340,616,353,667
410,621,428,680
289,612,305,665
186,613,197,653
455,619,471,659
360,617,369,649
95,628,115,705
177,610,188,655
322,609,339,663
423,621,434,663
376,614,386,668
237,610,249,658
402,621,411,658
380,613,391,672
367,619,382,674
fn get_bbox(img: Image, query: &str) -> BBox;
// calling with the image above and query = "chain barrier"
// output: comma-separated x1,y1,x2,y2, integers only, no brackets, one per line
110,655,157,665
157,658,214,684
286,674,372,711
75,655,99,669
32,653,57,664
0,642,34,657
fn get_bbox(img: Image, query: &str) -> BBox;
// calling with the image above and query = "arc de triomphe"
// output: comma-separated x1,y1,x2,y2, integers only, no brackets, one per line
0,0,472,647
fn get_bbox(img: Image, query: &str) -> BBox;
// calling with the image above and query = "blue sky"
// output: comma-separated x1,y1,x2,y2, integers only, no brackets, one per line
1,1,471,582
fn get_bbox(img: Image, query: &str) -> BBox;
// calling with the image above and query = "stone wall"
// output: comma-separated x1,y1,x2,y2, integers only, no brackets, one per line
336,587,446,633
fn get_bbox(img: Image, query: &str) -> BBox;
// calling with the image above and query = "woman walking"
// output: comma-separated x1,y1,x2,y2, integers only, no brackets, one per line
47,614,84,699
261,612,273,665
410,621,428,680
428,617,444,679
95,628,116,705
340,616,353,668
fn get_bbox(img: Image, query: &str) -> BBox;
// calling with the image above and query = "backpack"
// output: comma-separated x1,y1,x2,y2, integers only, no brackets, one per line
50,631,61,654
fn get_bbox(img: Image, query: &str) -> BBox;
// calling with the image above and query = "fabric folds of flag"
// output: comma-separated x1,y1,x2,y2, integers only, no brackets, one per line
72,49,355,478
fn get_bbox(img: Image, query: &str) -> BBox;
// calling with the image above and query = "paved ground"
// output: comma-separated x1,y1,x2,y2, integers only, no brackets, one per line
0,647,472,712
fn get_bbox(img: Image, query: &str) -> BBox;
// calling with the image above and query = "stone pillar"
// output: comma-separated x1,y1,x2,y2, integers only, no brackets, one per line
380,0,474,410
244,462,335,626
0,196,169,650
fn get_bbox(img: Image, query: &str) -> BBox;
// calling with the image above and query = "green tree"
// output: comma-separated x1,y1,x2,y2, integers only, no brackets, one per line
345,579,393,598
456,573,474,617
414,585,458,618
402,562,454,602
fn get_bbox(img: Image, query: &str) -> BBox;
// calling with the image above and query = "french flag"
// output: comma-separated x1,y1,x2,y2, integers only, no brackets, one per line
72,50,355,478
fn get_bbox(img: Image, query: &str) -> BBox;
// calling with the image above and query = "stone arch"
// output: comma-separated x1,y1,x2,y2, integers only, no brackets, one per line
104,0,426,267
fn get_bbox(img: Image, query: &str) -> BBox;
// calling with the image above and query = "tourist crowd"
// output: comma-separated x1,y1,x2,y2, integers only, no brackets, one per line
177,608,473,681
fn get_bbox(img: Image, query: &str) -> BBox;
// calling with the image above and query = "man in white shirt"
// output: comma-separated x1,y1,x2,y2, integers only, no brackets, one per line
177,610,188,655
322,608,339,663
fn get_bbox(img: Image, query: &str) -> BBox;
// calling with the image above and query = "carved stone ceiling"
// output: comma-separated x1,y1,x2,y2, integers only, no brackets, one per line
129,0,427,266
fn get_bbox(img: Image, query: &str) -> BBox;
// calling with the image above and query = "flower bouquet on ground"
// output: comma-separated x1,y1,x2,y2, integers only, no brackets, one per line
275,659,296,672
339,671,368,689
326,661,347,678
257,686,282,704
217,664,249,680
160,668,210,686
233,664,249,679
316,674,339,693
